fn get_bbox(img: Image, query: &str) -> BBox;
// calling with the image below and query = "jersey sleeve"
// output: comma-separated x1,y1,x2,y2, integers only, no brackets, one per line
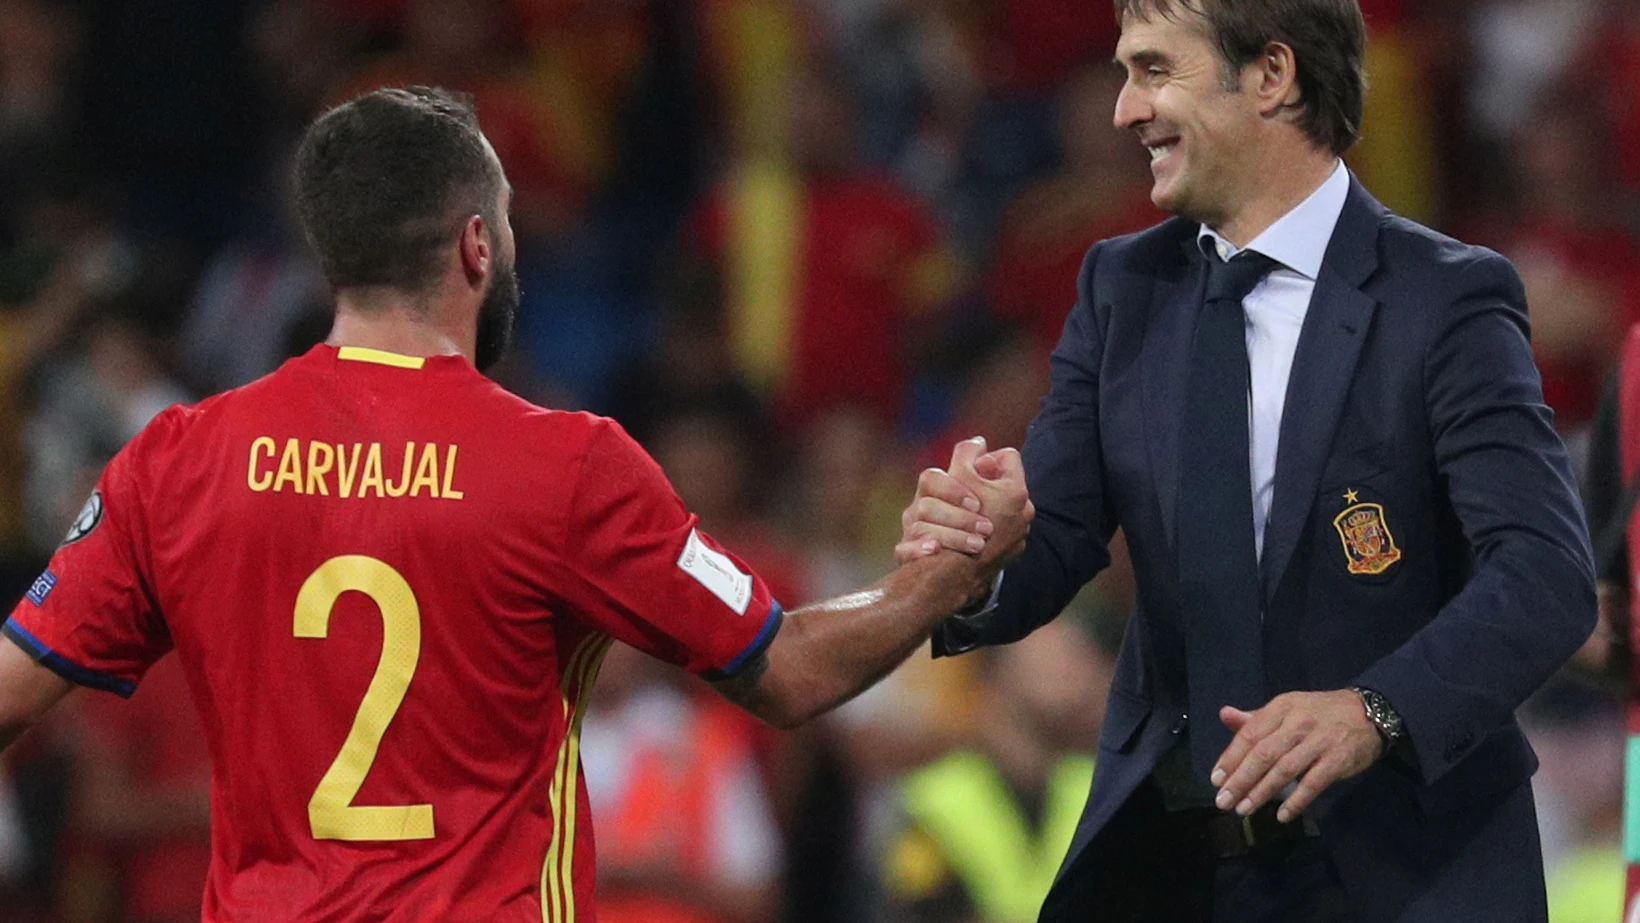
551,419,782,678
2,420,173,697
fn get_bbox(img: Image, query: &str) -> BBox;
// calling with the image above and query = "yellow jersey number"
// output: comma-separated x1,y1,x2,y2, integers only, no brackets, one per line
294,555,435,841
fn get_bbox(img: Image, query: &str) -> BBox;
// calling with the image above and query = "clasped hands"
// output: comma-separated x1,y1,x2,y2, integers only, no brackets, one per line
897,440,1385,823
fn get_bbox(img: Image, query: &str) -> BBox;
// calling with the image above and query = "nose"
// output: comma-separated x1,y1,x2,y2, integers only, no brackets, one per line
1114,78,1149,131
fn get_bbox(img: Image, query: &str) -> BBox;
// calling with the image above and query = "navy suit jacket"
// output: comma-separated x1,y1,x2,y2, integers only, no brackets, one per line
933,179,1596,922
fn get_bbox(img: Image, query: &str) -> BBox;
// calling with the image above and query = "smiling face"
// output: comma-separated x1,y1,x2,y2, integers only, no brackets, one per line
1113,9,1263,228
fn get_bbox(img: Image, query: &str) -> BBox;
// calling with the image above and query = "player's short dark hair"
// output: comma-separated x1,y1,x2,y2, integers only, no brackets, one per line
293,86,504,293
1115,0,1367,155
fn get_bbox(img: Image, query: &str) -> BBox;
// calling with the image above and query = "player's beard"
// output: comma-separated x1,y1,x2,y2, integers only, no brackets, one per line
474,255,520,373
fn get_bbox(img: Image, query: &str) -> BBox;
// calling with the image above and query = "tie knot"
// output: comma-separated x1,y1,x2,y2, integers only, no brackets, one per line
1205,250,1278,305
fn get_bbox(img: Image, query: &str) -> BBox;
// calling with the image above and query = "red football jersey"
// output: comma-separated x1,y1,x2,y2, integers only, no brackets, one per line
4,345,784,922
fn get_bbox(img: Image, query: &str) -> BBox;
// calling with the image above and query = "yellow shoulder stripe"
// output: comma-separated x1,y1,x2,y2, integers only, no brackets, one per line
337,347,427,369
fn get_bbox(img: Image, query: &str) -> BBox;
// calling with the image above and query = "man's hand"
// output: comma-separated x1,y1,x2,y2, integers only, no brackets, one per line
962,444,1033,579
1210,690,1384,823
894,437,1029,566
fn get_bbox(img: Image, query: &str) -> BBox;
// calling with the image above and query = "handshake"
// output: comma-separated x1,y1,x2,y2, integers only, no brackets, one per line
895,436,1035,598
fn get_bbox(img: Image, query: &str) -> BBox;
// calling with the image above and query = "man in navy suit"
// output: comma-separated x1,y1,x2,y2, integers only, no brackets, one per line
899,0,1597,919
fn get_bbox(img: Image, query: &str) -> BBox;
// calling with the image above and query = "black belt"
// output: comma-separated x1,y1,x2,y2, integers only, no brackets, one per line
1172,803,1321,859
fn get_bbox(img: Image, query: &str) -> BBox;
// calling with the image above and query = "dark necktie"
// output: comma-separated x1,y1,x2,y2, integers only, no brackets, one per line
1177,247,1278,781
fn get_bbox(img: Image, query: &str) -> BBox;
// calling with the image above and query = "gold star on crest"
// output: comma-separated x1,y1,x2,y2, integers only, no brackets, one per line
1343,489,1359,504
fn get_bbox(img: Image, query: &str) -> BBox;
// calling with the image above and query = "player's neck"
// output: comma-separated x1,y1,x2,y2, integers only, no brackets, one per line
327,301,473,363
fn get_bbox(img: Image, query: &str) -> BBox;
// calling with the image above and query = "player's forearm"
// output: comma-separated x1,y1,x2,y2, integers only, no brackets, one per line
0,638,72,756
727,552,986,729
0,723,27,755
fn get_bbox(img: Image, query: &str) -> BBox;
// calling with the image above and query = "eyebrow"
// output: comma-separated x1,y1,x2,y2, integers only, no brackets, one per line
1119,50,1171,70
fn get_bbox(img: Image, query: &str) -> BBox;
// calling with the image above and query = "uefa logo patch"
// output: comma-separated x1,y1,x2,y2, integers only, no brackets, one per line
26,571,57,606
62,491,103,546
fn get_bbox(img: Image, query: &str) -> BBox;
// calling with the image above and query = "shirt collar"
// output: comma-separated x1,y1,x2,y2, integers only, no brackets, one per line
1197,160,1351,280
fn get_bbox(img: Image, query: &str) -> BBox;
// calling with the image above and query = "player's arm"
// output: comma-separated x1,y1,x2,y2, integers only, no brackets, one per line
0,413,179,756
712,442,1031,729
0,635,73,754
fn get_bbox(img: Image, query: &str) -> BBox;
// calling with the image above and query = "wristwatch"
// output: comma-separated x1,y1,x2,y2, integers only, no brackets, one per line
1352,686,1405,754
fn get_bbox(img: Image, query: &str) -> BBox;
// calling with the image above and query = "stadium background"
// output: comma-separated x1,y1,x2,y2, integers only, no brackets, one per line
0,0,1629,920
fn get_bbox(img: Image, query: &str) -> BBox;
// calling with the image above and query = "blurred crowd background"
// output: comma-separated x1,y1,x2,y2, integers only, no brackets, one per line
0,0,1633,921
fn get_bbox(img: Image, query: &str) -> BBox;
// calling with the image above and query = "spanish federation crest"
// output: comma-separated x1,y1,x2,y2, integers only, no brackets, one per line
1333,501,1401,576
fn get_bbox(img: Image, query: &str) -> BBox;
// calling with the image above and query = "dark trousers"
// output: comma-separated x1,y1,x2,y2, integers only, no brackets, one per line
1068,779,1354,922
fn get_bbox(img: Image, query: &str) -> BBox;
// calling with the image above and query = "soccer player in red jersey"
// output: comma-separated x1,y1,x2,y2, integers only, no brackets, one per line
0,87,1032,923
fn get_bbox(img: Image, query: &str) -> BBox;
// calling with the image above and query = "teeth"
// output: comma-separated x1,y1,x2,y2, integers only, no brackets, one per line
1148,144,1174,162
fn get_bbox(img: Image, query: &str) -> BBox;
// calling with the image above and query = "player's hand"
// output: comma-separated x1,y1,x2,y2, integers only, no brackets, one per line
1209,690,1383,823
894,437,1013,564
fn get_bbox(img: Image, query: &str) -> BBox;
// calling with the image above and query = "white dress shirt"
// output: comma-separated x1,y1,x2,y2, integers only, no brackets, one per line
960,162,1352,615
1198,160,1351,560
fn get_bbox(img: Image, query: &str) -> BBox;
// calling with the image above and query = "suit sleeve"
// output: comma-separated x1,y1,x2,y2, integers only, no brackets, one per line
934,244,1118,656
549,420,782,679
3,423,174,697
1354,252,1597,784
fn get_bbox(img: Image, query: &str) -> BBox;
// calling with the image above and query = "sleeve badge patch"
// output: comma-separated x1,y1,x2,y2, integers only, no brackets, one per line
26,571,57,606
1333,500,1402,576
677,528,753,615
61,491,103,547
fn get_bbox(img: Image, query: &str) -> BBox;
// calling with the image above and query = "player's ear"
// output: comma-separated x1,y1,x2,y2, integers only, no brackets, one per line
457,214,491,286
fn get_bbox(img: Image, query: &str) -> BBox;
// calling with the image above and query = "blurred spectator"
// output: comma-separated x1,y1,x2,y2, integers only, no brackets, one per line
1466,0,1598,146
647,404,806,607
689,61,961,435
878,618,1110,923
0,717,74,923
0,0,85,242
696,0,815,161
249,0,355,150
2,1,1636,920
62,657,212,923
790,408,903,601
77,0,259,250
583,643,782,923
0,201,139,572
604,262,767,448
988,65,1158,356
1582,2,1640,202
1525,687,1625,923
882,4,990,258
24,316,189,558
915,329,1049,483
982,0,1120,100
0,767,26,891
1347,0,1440,222
336,0,590,239
1466,97,1640,429
179,156,330,395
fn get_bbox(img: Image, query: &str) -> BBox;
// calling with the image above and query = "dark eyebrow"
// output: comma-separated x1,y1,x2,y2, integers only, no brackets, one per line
1121,50,1170,70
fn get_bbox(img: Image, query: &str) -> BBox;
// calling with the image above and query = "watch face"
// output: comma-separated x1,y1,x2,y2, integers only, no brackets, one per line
1357,688,1402,740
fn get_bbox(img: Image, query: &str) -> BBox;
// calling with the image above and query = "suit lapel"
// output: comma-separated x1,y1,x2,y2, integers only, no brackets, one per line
1142,237,1207,556
1259,180,1384,604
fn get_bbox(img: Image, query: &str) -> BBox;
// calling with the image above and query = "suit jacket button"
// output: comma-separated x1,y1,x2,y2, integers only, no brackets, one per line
1172,714,1188,735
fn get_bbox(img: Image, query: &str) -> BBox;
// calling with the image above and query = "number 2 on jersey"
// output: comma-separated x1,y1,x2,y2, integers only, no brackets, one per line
294,555,435,841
